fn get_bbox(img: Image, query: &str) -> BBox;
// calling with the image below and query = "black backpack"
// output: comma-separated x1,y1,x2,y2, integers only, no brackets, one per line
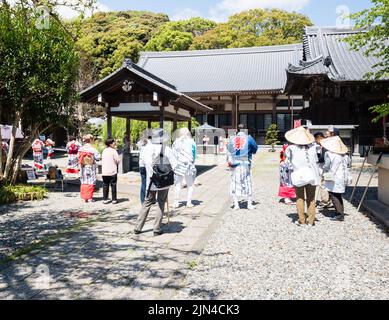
150,146,175,190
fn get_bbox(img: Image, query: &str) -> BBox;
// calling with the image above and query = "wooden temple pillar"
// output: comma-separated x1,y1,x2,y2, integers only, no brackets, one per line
188,110,194,133
126,117,131,144
159,106,165,129
272,95,277,125
173,107,178,133
106,103,112,138
232,95,239,130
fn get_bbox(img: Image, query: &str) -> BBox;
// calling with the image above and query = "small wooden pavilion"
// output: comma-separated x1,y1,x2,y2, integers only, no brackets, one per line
80,58,212,143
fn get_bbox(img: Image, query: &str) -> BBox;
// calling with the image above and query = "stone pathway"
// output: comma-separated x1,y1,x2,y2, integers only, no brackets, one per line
0,157,230,299
1,151,388,300
175,151,389,300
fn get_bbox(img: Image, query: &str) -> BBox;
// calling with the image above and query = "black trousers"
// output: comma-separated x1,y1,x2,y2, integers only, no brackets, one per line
103,175,117,201
329,192,344,215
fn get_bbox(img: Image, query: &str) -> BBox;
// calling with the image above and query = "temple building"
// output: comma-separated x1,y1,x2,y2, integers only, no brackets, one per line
80,26,388,156
138,44,305,144
285,26,389,156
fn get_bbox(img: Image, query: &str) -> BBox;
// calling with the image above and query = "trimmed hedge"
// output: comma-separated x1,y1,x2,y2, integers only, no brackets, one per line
0,185,47,204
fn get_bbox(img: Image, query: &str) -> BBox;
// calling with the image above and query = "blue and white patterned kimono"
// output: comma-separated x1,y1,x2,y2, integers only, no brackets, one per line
227,132,258,198
172,136,197,179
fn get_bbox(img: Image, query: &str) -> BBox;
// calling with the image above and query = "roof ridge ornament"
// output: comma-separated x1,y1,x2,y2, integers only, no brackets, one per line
123,58,133,69
324,56,332,67
122,80,134,92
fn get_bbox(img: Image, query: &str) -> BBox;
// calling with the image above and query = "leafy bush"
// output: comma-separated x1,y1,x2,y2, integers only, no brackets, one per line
0,185,47,204
265,124,281,152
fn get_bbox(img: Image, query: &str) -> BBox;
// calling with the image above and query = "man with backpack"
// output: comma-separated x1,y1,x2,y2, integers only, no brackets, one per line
134,129,177,237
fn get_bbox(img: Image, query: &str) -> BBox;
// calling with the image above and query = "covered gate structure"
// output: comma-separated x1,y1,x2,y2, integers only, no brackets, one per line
80,58,212,172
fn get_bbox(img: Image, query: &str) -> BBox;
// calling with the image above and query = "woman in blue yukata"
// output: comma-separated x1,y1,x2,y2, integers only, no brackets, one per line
227,125,258,210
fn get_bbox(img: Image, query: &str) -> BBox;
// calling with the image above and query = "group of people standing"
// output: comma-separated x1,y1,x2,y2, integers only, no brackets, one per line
279,125,352,226
135,128,197,236
31,138,56,170
40,123,350,234
134,125,259,236
66,134,119,204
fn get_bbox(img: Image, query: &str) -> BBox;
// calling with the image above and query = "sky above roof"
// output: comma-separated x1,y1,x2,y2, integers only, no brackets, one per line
81,0,373,26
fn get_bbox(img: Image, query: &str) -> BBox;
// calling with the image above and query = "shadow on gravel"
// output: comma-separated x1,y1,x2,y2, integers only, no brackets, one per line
0,208,109,261
344,186,388,235
0,210,202,299
184,288,220,300
286,213,322,224
286,213,302,224
196,165,217,177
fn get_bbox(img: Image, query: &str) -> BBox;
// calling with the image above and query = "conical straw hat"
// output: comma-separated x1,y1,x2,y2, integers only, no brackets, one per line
321,136,348,155
285,126,315,145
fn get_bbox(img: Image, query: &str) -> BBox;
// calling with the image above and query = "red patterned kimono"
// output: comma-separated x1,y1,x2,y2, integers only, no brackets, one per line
45,139,55,159
66,140,81,174
278,144,296,199
78,144,100,201
32,139,45,170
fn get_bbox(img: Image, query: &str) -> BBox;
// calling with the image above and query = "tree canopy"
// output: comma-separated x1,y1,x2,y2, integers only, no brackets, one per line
144,17,217,52
346,0,389,121
0,2,79,183
75,11,169,78
74,9,313,79
191,9,313,49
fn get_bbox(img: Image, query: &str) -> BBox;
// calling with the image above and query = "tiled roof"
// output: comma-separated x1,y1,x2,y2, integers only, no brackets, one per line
138,44,303,94
287,26,388,81
80,59,212,113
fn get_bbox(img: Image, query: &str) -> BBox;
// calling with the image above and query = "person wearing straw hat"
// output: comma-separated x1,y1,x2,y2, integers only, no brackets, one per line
134,129,177,236
321,136,351,222
326,125,340,138
285,126,320,226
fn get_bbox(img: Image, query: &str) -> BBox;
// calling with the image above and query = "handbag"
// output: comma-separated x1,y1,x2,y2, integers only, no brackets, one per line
291,168,315,187
323,172,335,181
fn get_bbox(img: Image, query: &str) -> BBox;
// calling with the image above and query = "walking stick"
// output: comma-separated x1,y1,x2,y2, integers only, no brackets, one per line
350,146,371,202
358,152,383,211
166,196,171,225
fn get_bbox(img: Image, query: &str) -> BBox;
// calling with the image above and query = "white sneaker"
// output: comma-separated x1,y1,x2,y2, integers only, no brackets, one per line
294,221,305,226
331,214,344,221
187,202,194,208
232,203,240,210
173,201,180,209
284,198,292,204
247,204,256,210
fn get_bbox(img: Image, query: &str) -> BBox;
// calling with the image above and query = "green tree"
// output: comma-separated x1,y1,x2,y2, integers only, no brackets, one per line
145,17,216,52
100,117,200,150
0,3,79,183
265,124,280,152
75,11,169,78
346,0,389,121
101,119,159,150
191,9,312,50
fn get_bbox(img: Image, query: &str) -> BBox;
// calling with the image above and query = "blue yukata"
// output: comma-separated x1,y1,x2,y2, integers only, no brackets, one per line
227,132,258,198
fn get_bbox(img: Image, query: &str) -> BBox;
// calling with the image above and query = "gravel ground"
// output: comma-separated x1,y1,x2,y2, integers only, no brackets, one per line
175,151,389,300
0,183,133,260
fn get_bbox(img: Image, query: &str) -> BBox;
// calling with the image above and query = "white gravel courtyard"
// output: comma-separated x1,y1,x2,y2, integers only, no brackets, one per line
176,151,389,300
